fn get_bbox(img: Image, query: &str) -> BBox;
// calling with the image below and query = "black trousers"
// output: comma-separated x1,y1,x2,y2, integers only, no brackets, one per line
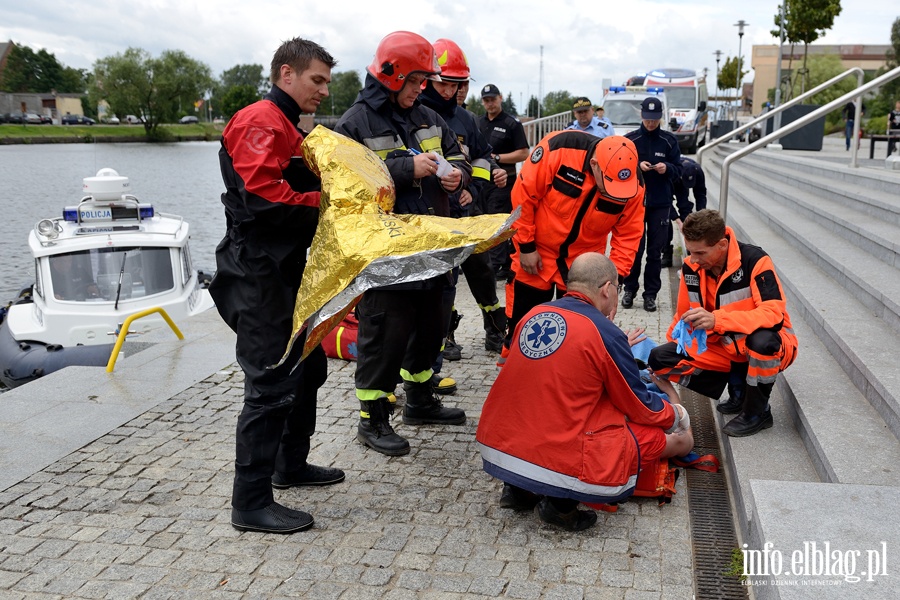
461,251,501,309
355,285,444,394
210,235,327,511
503,278,565,349
624,206,671,299
481,184,513,271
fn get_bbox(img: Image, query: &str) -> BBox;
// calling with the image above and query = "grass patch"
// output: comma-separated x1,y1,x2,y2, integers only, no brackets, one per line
0,123,223,142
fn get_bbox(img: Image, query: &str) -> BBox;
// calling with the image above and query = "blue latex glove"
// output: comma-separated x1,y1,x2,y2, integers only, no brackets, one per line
672,319,708,356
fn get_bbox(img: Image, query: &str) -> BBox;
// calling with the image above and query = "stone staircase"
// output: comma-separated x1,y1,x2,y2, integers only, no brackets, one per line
700,140,900,597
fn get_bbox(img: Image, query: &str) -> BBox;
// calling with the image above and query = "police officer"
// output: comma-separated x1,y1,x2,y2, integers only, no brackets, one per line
478,85,530,280
622,97,682,312
662,156,706,267
335,31,472,456
566,96,614,138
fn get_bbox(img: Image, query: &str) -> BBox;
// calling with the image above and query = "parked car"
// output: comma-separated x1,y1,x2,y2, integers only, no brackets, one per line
178,115,199,124
106,116,121,125
125,115,143,124
61,114,95,125
40,114,53,124
24,113,43,124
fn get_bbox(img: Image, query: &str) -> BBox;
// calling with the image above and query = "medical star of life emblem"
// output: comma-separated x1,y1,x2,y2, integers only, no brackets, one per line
530,146,544,163
732,268,743,283
518,311,567,359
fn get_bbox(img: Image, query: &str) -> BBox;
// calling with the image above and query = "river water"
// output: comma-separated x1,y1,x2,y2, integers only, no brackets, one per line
0,142,227,301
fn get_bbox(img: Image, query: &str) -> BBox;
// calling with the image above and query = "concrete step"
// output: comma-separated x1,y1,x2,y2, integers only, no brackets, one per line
704,170,900,486
706,156,900,440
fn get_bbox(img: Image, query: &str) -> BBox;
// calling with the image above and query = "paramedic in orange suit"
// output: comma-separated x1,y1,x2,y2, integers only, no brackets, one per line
500,132,646,363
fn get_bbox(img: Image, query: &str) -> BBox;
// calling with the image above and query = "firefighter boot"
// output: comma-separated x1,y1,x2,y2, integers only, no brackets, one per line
483,307,507,354
402,380,466,426
722,383,774,437
442,309,463,362
357,399,410,456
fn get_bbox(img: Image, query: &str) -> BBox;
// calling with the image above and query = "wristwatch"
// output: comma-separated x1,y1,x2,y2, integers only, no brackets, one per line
492,153,501,163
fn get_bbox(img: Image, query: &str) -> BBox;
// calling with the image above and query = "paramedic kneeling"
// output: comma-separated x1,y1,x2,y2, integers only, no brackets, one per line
648,209,798,437
476,253,692,531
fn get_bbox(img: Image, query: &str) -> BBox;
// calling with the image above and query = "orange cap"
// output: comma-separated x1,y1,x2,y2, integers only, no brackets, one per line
594,136,639,199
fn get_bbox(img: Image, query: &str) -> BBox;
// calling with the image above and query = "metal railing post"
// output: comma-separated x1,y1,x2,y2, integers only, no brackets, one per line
698,67,864,166
717,65,900,223
105,307,185,372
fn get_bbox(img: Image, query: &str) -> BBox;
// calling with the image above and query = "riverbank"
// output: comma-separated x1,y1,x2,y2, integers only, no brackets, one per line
0,122,224,144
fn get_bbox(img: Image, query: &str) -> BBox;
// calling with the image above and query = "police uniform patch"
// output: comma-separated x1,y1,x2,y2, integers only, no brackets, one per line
518,311,567,359
530,146,544,163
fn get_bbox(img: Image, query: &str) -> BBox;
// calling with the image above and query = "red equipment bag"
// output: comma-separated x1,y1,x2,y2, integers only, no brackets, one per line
321,313,359,361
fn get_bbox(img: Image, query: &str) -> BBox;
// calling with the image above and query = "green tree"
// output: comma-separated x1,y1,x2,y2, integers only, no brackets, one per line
542,90,574,116
327,70,362,115
772,0,842,96
466,94,485,116
527,95,540,118
211,64,266,118
0,43,86,93
501,91,517,116
870,17,900,116
91,48,213,135
220,84,261,119
718,56,749,109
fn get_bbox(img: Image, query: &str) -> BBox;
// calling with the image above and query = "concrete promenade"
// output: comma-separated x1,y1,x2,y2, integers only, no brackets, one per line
0,268,694,598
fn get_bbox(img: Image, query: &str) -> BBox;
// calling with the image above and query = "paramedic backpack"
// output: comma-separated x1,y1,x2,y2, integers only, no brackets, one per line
321,313,359,361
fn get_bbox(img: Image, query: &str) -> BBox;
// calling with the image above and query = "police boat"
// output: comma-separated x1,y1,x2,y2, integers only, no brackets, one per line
0,168,215,389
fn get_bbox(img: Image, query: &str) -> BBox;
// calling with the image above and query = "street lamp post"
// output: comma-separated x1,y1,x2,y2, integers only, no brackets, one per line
734,20,748,120
713,50,723,110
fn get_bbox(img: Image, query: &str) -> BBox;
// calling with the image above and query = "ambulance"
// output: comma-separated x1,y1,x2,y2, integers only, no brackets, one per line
644,68,709,154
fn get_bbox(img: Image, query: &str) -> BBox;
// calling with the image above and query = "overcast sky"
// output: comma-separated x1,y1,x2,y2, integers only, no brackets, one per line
3,0,896,108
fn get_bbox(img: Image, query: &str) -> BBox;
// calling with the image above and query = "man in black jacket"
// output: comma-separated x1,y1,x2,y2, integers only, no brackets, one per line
623,97,682,312
335,31,472,457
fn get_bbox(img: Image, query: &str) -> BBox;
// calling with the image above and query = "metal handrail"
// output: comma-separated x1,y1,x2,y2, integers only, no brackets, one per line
698,67,864,167
521,111,573,146
716,65,900,223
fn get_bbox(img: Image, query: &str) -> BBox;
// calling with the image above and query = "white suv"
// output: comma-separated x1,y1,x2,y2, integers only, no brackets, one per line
600,86,674,137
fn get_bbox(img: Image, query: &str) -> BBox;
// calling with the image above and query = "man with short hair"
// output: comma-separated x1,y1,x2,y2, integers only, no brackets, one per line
888,100,900,156
499,133,646,365
211,37,344,534
622,96,682,312
566,96,614,138
648,209,798,437
478,84,530,280
478,252,692,531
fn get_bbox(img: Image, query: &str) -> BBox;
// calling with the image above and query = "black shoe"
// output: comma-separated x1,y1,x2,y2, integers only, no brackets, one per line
402,381,466,426
716,393,744,415
358,399,410,456
722,407,774,437
231,502,313,534
442,339,462,361
535,498,597,531
499,484,541,511
643,297,657,312
485,329,504,353
272,464,345,489
430,373,458,395
621,290,634,308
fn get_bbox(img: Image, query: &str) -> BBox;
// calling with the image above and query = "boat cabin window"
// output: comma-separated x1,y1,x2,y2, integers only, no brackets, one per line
48,247,175,302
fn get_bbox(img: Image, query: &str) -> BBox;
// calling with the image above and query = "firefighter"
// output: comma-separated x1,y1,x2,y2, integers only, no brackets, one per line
334,32,472,456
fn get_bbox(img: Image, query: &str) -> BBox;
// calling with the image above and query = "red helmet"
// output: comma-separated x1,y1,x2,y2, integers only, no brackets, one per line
432,38,471,82
367,31,441,92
